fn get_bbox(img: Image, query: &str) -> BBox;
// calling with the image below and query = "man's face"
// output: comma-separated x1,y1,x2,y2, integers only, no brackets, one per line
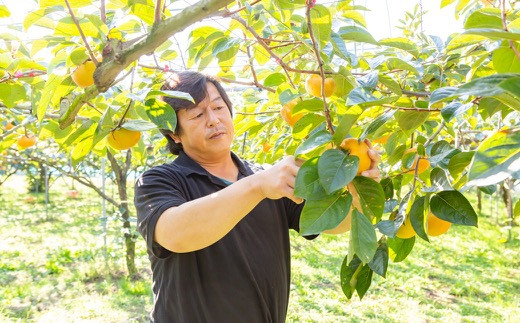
171,82,234,158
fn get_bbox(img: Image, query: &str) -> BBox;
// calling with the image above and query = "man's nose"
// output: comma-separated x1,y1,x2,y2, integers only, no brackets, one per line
206,109,220,127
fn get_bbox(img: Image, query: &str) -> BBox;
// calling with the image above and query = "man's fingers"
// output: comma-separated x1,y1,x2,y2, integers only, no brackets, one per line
368,149,381,162
295,157,305,167
361,169,381,182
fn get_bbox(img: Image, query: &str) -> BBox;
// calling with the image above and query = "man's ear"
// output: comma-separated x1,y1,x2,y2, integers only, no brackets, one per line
169,133,181,144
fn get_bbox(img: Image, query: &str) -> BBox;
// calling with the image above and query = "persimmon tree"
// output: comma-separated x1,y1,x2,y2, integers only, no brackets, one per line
0,0,519,297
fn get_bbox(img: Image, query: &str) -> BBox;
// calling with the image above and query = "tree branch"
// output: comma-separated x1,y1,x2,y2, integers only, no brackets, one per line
217,77,275,93
401,89,431,97
235,110,279,115
382,104,441,112
100,0,106,24
64,0,98,66
501,0,520,61
0,115,36,141
306,4,334,135
224,0,261,16
58,0,234,130
155,0,163,24
231,15,333,77
23,152,121,208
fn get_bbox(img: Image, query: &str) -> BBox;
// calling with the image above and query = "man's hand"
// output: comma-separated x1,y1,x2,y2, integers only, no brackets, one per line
359,139,381,182
255,156,304,204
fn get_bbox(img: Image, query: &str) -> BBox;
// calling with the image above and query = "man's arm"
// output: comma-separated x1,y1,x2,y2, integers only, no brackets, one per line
155,156,303,253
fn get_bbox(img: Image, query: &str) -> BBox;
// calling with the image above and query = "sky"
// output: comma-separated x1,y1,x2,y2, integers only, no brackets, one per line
0,0,464,71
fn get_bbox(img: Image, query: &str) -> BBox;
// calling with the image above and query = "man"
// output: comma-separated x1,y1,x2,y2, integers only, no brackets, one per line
134,71,380,322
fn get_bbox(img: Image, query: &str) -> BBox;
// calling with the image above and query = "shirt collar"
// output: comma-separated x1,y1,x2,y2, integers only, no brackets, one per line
174,150,250,179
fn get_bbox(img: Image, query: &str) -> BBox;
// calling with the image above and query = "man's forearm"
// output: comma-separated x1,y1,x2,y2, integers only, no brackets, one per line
155,174,265,253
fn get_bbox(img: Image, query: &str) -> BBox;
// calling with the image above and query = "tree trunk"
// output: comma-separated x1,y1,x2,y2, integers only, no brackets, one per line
504,179,513,242
477,188,482,215
107,150,137,277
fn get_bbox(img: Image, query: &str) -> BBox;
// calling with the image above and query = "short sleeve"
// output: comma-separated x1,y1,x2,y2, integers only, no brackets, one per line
134,166,187,258
283,198,318,240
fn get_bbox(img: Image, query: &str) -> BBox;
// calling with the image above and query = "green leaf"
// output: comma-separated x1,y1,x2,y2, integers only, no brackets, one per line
379,37,419,58
144,99,176,131
292,98,324,114
441,102,472,122
430,190,478,226
368,243,389,278
300,193,352,235
0,5,10,18
463,28,520,41
386,57,419,75
493,44,520,73
342,10,366,27
387,236,415,262
331,72,356,97
331,32,358,65
55,16,100,38
121,119,156,131
359,110,396,141
446,34,486,52
212,38,241,56
456,73,513,96
493,92,520,111
395,110,429,131
464,9,503,29
93,106,115,146
310,5,332,46
36,74,67,122
351,209,377,263
263,73,286,87
514,200,520,219
467,129,520,187
428,140,459,168
448,151,475,179
338,26,377,45
294,129,332,156
146,90,194,103
351,176,385,221
380,178,394,200
409,196,429,242
440,0,457,8
430,168,453,191
68,48,89,66
355,264,373,299
378,74,402,95
0,83,26,108
332,106,362,145
477,98,509,119
40,0,91,7
429,87,457,105
294,157,328,200
318,149,359,194
292,113,325,139
340,255,362,300
498,77,520,97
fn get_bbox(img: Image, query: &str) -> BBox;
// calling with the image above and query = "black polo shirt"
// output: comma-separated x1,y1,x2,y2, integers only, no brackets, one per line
134,151,314,323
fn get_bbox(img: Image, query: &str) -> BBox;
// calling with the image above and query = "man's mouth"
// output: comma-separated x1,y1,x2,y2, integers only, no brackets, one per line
209,131,226,139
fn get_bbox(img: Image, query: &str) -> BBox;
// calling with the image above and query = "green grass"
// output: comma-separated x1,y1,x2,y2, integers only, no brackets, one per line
1,175,519,322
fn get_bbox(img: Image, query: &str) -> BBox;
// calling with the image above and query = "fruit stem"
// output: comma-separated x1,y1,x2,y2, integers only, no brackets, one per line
115,100,134,130
64,0,99,67
305,5,334,135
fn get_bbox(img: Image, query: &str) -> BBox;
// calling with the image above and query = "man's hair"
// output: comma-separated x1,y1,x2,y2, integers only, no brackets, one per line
159,71,233,155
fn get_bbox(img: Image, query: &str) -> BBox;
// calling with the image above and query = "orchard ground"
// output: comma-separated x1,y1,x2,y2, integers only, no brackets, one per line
0,175,518,322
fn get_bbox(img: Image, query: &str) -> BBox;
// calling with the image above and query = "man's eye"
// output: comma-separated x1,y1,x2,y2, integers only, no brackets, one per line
192,113,203,119
216,106,225,110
